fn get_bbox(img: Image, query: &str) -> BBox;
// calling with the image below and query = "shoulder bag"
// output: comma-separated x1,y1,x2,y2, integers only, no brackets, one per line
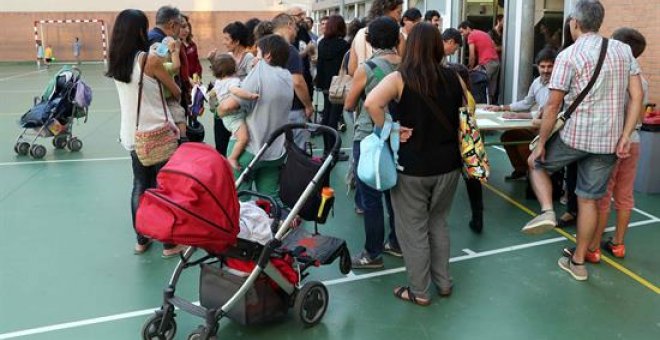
134,53,179,166
422,73,490,182
529,38,608,150
357,119,401,191
328,52,353,105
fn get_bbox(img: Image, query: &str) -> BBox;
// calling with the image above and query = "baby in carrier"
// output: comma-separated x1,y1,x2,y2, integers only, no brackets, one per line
208,54,259,170
152,37,187,137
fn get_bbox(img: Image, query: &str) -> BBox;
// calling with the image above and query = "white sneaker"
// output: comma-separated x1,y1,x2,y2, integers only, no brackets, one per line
521,210,557,235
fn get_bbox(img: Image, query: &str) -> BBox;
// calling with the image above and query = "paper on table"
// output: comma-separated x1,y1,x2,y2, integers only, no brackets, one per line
476,108,498,116
476,118,498,128
496,116,532,122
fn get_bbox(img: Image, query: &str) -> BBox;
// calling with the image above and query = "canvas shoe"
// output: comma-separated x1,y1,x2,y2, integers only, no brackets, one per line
351,251,384,269
383,242,403,257
562,247,601,264
521,210,557,235
558,256,588,281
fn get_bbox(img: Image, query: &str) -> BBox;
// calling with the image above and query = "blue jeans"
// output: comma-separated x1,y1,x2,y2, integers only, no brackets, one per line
353,141,399,258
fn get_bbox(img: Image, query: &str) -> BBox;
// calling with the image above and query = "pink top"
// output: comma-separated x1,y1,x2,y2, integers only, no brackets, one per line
467,30,499,65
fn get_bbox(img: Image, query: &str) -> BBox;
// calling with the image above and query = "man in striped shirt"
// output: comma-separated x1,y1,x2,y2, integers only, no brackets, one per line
521,0,643,281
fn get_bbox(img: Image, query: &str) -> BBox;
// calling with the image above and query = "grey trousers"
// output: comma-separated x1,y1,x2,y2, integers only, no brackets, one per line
288,109,309,150
480,60,500,101
390,170,460,299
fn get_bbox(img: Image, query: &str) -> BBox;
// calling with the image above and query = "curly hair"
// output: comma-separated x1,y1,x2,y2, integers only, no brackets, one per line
367,0,404,21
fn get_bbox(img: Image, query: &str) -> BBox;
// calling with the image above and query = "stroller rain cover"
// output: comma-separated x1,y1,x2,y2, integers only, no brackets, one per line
136,143,240,254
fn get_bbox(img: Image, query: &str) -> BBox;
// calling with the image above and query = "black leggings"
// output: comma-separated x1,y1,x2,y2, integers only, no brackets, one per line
464,177,483,220
321,92,342,153
130,151,174,249
214,118,232,156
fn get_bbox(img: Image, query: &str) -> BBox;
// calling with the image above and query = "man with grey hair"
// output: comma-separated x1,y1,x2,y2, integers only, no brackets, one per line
521,0,643,282
146,6,190,143
272,13,314,149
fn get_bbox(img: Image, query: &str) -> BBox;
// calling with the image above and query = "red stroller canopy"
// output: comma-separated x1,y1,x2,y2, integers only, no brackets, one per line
136,143,240,254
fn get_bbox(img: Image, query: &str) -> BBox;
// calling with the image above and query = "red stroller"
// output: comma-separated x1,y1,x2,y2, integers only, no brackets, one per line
136,124,351,340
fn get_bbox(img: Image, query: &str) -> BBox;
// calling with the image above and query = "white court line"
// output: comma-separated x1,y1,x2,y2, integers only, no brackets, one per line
491,146,506,152
0,69,47,82
462,248,477,256
0,218,657,339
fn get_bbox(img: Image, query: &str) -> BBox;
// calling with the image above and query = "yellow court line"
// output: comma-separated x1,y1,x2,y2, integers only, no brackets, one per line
483,182,660,295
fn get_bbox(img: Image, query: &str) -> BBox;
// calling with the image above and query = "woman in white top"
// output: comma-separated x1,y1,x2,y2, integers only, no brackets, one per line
106,9,184,256
347,0,405,76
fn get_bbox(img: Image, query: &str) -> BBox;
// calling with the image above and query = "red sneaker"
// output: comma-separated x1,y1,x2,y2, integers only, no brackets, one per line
562,247,601,264
603,239,625,258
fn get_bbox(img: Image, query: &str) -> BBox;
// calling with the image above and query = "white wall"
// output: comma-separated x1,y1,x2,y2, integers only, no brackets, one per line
2,0,312,12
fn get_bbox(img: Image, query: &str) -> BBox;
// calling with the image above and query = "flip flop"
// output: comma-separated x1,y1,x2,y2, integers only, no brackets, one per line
393,286,431,306
161,245,188,259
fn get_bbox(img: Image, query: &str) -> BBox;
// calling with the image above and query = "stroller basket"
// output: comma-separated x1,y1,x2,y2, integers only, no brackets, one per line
200,263,289,326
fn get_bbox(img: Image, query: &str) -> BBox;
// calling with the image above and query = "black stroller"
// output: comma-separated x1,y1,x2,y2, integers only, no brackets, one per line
138,124,351,340
14,66,91,159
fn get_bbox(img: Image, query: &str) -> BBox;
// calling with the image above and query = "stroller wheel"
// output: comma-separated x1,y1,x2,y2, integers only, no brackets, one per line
67,138,83,152
14,142,30,156
53,135,68,149
293,281,329,327
187,326,217,340
29,144,47,159
141,313,177,340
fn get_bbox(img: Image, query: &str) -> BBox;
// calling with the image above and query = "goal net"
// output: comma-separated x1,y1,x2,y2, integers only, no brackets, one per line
34,19,108,66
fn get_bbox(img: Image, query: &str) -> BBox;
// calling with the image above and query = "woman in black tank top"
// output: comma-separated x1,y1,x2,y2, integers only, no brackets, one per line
364,23,463,305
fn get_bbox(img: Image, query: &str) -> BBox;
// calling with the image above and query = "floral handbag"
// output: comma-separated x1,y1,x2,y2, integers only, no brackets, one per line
134,53,178,167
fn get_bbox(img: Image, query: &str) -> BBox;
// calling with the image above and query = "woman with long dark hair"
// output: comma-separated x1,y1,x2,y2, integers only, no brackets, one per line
315,15,350,156
106,9,186,257
365,23,464,306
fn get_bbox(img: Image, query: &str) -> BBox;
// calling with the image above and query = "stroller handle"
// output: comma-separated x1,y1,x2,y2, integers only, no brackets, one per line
266,123,342,155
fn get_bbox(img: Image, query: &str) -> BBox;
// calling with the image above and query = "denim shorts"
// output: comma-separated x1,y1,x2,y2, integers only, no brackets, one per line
535,136,617,200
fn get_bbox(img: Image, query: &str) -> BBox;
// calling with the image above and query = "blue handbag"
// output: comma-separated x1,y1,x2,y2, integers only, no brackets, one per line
357,119,401,191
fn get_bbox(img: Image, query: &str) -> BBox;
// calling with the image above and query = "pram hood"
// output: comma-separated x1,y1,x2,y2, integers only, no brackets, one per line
136,143,240,253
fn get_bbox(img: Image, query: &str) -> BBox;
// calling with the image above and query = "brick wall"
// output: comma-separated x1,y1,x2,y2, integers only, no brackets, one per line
0,11,278,63
600,0,660,105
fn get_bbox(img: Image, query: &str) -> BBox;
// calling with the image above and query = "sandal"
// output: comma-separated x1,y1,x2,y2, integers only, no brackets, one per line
162,244,188,258
134,239,153,255
393,286,431,306
557,212,577,228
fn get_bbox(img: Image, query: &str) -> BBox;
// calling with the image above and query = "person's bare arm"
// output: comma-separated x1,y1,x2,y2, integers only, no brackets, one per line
468,44,477,69
348,43,358,76
292,73,313,117
397,32,406,56
344,66,367,111
146,54,181,99
229,86,259,100
364,72,403,128
169,40,181,73
618,74,643,158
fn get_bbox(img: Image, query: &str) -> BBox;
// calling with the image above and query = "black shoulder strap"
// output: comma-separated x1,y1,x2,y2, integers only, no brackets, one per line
136,52,147,129
564,37,608,120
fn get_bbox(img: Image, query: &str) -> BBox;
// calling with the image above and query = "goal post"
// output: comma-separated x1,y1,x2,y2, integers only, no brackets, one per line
34,19,108,67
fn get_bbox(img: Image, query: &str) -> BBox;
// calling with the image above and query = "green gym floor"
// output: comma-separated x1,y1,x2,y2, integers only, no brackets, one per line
0,63,658,340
